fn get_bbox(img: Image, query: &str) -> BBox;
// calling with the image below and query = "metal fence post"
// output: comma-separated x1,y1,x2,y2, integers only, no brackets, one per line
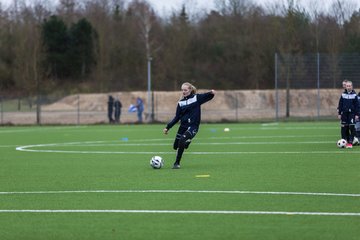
236,94,239,121
317,52,320,119
275,52,279,121
0,98,3,124
36,95,41,125
77,94,80,125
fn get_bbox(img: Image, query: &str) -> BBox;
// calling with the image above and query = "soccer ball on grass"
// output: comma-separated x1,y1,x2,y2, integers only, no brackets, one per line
150,156,164,169
337,139,347,148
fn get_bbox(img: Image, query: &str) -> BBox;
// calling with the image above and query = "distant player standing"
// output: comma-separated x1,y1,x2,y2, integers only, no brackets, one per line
163,82,216,169
339,79,351,142
354,90,360,145
338,81,359,148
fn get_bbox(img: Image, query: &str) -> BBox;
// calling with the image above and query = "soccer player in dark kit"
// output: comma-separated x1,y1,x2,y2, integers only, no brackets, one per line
338,81,359,148
163,82,216,169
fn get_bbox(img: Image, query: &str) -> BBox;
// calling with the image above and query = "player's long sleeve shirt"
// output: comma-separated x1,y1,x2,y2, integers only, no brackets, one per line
166,91,214,130
338,90,359,115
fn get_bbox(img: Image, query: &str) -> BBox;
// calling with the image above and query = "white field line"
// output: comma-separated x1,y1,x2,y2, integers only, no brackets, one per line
13,134,339,151
18,141,336,147
16,134,339,144
132,135,338,141
15,139,359,154
14,149,360,154
1,189,359,197
260,126,337,130
12,134,339,148
0,209,359,216
0,126,338,134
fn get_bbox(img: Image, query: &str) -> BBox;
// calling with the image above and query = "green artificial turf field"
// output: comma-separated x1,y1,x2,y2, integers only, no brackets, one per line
0,122,359,240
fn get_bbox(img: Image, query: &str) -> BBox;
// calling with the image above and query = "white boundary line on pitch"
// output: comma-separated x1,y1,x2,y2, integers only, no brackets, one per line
14,148,360,154
15,140,360,154
0,209,359,216
1,189,359,197
14,135,353,154
17,141,336,147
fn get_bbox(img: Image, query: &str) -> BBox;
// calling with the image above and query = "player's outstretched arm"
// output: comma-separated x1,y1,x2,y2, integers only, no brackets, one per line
163,128,169,134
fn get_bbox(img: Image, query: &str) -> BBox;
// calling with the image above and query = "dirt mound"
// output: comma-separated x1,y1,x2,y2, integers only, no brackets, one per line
5,89,339,125
42,89,338,111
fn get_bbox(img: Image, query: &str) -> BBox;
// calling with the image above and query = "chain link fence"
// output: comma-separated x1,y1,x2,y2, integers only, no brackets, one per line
275,53,360,120
1,53,359,125
276,53,360,89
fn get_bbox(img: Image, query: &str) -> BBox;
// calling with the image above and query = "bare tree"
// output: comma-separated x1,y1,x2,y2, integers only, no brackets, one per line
330,0,357,25
57,0,77,25
129,0,157,61
82,0,113,91
11,2,51,123
0,9,14,92
215,0,251,16
160,6,192,90
128,0,160,121
325,0,352,87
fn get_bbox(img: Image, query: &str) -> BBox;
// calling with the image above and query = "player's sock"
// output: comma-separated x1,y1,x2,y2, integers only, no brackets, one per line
173,134,181,150
174,131,192,166
341,125,349,140
175,147,184,165
349,125,355,143
175,133,190,164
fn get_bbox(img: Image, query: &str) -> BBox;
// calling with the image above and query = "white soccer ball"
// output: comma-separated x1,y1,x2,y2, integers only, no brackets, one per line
150,156,164,169
337,139,347,148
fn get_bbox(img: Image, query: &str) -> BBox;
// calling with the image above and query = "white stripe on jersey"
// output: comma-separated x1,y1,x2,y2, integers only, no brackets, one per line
342,93,357,99
179,95,197,107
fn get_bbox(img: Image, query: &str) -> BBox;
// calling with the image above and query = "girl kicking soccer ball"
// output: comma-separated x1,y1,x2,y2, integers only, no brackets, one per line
163,82,216,169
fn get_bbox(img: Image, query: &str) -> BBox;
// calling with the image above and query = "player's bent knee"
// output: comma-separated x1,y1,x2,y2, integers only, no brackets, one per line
178,131,192,149
178,138,186,149
173,139,179,150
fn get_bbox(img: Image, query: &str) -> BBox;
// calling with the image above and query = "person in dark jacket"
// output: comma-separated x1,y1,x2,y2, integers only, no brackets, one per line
163,82,216,169
337,81,359,148
338,79,349,141
107,95,115,123
114,98,122,124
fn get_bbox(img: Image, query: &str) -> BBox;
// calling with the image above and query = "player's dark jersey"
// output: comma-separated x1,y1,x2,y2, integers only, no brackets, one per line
166,92,214,130
338,90,359,115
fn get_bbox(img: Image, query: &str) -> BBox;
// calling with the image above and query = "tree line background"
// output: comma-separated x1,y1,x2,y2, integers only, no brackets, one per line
0,0,360,98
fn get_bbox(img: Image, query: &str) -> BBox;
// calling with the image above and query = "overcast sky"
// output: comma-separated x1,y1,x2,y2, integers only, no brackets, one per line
148,0,359,14
147,0,275,16
0,0,359,15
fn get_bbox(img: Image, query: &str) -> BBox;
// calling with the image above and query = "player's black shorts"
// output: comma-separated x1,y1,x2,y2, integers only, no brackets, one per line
341,113,356,126
173,125,198,150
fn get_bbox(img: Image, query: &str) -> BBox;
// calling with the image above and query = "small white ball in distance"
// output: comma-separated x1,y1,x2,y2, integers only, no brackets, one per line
224,128,230,132
150,156,164,169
